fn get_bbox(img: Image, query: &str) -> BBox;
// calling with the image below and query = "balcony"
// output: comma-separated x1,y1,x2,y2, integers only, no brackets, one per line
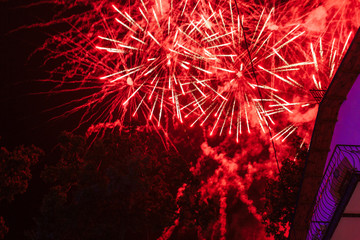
307,145,360,239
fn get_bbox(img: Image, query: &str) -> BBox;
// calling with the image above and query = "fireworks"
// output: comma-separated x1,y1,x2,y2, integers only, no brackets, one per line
308,31,353,90
93,0,306,142
33,0,356,142
180,4,311,142
96,1,270,131
21,0,359,239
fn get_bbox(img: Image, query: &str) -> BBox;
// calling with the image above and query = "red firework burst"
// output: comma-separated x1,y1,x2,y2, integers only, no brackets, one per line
20,0,359,239
31,0,357,141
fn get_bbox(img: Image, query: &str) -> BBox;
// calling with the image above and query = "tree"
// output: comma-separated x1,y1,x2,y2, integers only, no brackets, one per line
0,217,8,240
36,130,194,240
260,137,307,240
0,144,43,239
173,181,220,239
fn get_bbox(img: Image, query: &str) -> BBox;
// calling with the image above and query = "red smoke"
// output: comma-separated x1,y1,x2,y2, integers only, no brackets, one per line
26,0,359,238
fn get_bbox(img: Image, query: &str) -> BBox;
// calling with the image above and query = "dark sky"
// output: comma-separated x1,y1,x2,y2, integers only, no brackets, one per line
1,1,49,148
1,1,87,151
1,3,84,239
2,1,357,239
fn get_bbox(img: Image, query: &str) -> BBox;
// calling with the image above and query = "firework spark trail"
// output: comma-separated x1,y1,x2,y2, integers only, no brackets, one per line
31,0,224,135
282,0,358,92
94,1,198,127
306,31,353,90
26,0,359,238
30,0,358,141
180,1,312,143
72,0,242,132
271,28,355,140
269,19,355,141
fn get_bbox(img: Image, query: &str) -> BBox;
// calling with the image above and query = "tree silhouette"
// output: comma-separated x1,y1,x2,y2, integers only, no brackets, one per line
260,137,307,240
36,130,196,240
0,144,43,239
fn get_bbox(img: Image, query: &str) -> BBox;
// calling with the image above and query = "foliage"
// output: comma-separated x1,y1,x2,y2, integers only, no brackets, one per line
260,138,307,240
0,217,8,240
35,130,201,239
0,144,44,240
175,182,220,239
0,145,44,202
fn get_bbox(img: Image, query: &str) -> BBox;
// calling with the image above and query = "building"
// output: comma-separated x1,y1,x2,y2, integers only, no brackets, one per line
289,28,360,239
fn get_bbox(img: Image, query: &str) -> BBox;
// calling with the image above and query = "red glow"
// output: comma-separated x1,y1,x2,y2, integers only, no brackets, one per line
35,0,359,238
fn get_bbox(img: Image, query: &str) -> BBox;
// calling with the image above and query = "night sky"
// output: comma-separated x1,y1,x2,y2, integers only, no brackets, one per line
0,2,271,239
1,1,95,150
1,1,359,239
1,2,87,239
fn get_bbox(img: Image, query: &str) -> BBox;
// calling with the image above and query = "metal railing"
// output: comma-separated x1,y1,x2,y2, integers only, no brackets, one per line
310,89,327,104
307,145,360,239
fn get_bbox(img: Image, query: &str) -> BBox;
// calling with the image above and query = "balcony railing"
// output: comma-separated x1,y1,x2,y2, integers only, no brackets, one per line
307,145,360,239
